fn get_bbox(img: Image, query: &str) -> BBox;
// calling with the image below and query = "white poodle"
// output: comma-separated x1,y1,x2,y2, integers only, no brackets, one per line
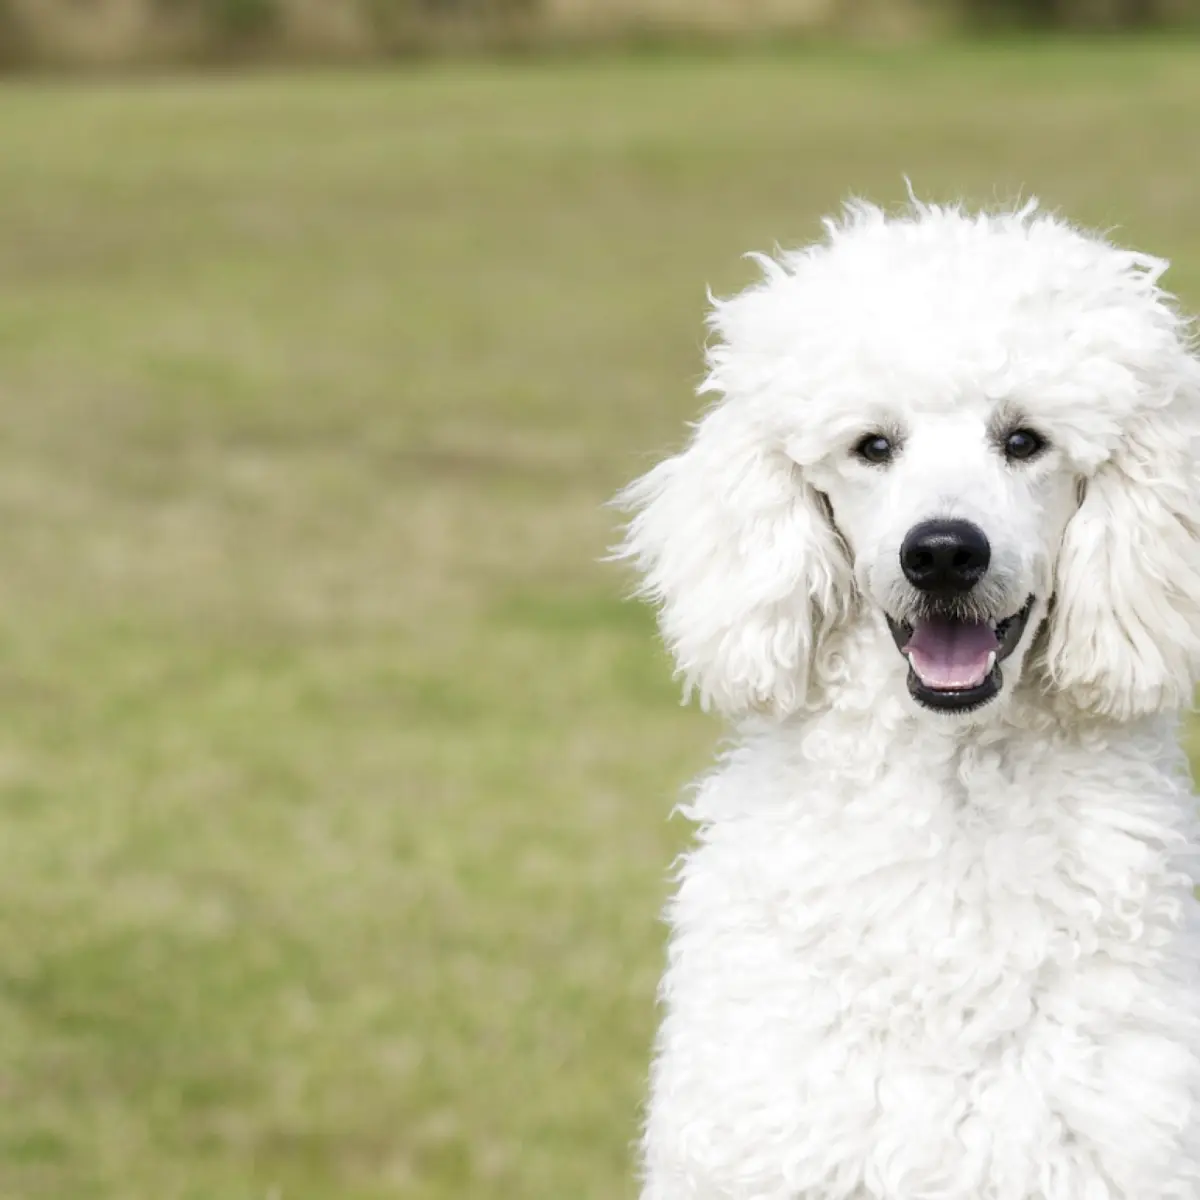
615,198,1200,1200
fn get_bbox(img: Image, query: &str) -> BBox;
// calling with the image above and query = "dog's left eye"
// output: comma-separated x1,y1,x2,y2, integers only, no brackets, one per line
1004,428,1047,462
853,434,894,465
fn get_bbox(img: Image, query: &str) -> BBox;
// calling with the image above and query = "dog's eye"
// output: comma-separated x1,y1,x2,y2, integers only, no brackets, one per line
853,434,894,465
1004,428,1046,462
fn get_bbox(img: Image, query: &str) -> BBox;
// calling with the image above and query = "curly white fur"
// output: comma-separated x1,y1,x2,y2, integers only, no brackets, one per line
616,197,1200,1200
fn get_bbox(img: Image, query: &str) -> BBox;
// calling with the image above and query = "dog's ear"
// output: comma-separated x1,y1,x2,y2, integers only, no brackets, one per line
1044,395,1200,719
614,401,854,718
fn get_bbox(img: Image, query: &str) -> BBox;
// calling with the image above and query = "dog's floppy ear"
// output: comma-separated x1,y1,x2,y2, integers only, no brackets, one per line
614,400,854,718
1044,390,1200,719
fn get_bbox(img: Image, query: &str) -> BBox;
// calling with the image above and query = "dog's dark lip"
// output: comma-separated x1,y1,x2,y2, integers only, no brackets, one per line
885,595,1036,714
910,670,1002,714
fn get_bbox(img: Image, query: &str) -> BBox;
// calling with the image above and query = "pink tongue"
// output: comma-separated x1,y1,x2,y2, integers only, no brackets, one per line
906,616,998,690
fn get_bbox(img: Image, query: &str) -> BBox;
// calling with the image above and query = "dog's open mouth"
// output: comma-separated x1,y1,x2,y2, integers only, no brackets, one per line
886,596,1035,713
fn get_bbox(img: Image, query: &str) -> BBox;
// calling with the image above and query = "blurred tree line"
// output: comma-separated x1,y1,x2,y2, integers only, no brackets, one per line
0,0,1195,67
961,0,1190,24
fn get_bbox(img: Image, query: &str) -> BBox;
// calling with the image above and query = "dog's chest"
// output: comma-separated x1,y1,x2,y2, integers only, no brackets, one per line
676,780,1186,1046
649,744,1200,1200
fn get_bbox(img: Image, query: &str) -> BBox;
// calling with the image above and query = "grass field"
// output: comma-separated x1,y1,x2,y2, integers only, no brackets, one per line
0,41,1199,1200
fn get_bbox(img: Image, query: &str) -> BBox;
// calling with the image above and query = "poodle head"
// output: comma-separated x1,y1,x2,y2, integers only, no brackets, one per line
616,198,1200,722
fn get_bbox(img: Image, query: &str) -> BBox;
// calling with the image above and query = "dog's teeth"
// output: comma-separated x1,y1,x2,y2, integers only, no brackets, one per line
986,650,996,673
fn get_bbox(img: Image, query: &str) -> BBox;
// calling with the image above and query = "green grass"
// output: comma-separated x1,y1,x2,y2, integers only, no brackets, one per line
0,41,1199,1200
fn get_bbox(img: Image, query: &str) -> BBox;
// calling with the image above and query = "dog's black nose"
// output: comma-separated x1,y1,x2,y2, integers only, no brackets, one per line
900,519,991,594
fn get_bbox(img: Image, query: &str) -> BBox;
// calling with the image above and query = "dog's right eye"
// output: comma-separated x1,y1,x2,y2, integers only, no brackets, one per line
853,434,893,465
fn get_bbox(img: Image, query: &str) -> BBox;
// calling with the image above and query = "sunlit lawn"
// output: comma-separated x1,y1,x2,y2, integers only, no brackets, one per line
0,39,1197,1199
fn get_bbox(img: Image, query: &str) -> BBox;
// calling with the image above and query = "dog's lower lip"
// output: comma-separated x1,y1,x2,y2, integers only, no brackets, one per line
910,670,1000,714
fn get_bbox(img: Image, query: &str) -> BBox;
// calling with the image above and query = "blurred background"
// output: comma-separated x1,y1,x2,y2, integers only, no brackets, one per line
0,2,1198,1198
